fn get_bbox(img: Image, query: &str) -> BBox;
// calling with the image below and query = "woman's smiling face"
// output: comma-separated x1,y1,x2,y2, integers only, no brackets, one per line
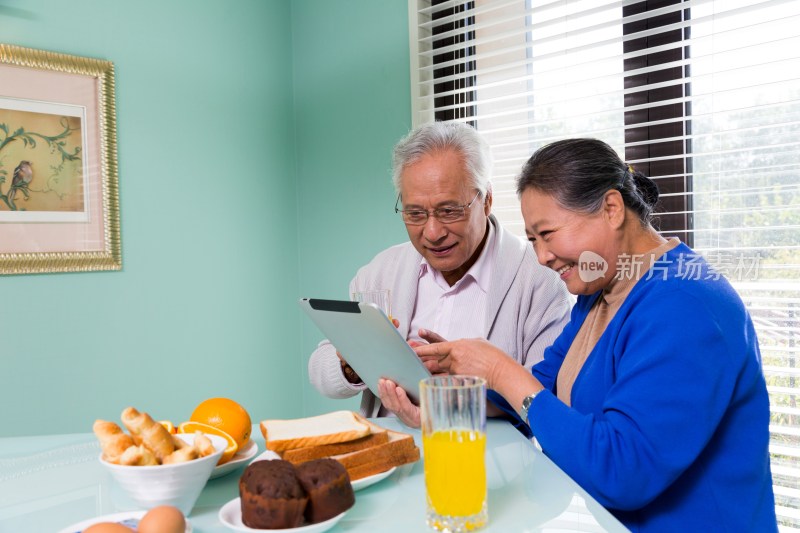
520,188,618,295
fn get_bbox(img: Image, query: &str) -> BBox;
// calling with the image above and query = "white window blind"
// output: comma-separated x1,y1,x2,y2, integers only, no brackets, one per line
409,0,800,528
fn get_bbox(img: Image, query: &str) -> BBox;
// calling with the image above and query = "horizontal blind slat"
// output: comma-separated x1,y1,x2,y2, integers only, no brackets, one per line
417,0,791,60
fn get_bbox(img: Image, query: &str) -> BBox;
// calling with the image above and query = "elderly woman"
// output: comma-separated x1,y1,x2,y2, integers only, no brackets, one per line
384,139,777,531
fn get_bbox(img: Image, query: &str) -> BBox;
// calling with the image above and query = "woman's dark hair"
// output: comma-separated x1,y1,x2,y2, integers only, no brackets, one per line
516,138,660,226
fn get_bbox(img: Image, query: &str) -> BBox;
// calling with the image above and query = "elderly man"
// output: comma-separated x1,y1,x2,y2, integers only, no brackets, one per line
308,122,572,432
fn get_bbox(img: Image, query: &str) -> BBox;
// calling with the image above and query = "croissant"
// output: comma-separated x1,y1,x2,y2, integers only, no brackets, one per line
193,432,216,458
93,420,135,464
162,446,199,465
172,434,189,449
120,444,159,466
120,407,175,463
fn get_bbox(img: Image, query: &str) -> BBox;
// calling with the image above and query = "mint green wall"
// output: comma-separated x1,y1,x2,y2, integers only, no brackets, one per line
0,0,302,436
291,0,412,416
0,0,412,436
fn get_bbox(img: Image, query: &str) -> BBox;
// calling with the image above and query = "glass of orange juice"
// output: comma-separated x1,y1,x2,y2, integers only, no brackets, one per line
351,289,392,321
420,375,487,532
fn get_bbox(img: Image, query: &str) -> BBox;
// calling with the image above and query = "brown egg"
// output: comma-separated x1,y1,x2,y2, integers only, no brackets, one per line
83,523,133,533
138,505,186,533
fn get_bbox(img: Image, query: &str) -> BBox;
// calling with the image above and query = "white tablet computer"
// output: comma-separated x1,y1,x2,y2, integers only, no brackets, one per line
299,298,431,403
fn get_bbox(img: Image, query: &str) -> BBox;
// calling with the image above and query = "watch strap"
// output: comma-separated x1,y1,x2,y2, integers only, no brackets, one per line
519,390,539,422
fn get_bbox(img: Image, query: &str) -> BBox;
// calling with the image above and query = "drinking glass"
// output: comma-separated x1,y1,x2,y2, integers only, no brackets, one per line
351,289,392,321
420,375,488,532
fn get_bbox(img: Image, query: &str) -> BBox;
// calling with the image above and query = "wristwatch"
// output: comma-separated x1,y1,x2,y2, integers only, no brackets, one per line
519,390,539,424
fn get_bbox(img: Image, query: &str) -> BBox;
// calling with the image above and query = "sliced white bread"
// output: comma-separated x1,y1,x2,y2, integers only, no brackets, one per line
260,410,371,452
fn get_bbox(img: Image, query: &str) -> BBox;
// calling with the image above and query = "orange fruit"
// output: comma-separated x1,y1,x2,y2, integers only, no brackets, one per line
178,421,238,465
189,397,251,450
159,420,176,434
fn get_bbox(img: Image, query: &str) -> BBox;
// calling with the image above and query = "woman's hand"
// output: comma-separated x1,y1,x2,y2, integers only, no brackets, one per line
415,338,514,389
378,378,421,428
416,339,545,414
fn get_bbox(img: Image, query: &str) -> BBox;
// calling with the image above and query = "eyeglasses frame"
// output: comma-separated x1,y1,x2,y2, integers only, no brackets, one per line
394,190,483,225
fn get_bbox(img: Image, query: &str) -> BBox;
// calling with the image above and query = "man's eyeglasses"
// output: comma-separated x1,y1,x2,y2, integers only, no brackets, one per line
394,190,482,225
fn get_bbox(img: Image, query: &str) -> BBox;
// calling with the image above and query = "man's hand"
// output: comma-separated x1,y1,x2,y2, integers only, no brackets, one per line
418,328,447,344
378,378,421,428
412,328,449,374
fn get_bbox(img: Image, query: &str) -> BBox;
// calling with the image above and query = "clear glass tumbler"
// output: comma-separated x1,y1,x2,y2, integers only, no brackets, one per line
420,375,488,532
351,289,392,321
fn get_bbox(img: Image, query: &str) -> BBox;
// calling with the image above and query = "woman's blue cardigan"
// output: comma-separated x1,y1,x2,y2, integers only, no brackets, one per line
527,242,776,532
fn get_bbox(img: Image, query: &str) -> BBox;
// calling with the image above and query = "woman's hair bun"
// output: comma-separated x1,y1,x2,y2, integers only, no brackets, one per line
632,171,660,208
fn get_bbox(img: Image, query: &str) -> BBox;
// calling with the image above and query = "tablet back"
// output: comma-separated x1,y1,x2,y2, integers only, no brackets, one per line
300,298,430,403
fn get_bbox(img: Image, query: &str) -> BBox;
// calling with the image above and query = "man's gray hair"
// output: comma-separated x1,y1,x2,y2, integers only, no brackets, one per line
392,121,492,197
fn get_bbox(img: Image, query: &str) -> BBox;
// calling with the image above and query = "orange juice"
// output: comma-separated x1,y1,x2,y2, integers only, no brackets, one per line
423,429,487,516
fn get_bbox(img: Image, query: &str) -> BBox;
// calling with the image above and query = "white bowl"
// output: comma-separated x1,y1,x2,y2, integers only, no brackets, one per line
100,433,226,515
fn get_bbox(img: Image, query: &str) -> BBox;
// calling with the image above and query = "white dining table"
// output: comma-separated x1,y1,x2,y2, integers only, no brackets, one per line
0,418,629,532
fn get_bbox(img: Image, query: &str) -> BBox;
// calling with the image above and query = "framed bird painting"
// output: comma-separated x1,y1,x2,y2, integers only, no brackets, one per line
0,43,121,274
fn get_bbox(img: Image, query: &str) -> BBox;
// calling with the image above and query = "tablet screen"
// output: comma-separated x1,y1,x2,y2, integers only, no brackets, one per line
300,298,431,402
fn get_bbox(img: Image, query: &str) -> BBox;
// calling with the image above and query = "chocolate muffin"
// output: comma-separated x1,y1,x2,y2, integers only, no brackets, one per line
239,460,308,529
295,458,355,524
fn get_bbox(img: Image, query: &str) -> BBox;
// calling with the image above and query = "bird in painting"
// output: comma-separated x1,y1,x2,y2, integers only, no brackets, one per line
8,160,33,205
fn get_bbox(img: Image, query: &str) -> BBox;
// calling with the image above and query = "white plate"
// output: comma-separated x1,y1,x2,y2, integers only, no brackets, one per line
210,440,259,479
249,450,395,491
219,498,346,532
351,466,397,491
251,449,281,462
58,510,192,533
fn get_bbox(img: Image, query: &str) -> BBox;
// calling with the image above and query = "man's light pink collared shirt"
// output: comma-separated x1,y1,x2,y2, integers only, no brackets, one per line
408,221,496,343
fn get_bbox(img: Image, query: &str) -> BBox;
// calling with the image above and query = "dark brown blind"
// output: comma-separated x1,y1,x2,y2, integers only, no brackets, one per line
623,0,693,245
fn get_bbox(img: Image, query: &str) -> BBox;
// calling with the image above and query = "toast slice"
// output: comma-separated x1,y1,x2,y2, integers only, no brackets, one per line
281,429,390,463
260,410,371,452
330,427,420,481
346,444,420,481
260,411,421,481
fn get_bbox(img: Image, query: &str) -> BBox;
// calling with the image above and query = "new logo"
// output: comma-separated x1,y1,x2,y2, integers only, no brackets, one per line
578,251,608,282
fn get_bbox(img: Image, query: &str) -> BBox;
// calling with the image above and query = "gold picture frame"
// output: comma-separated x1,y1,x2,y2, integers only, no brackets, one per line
0,44,121,274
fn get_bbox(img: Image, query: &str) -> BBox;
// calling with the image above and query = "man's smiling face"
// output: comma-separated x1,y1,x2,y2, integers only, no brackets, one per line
399,149,490,283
